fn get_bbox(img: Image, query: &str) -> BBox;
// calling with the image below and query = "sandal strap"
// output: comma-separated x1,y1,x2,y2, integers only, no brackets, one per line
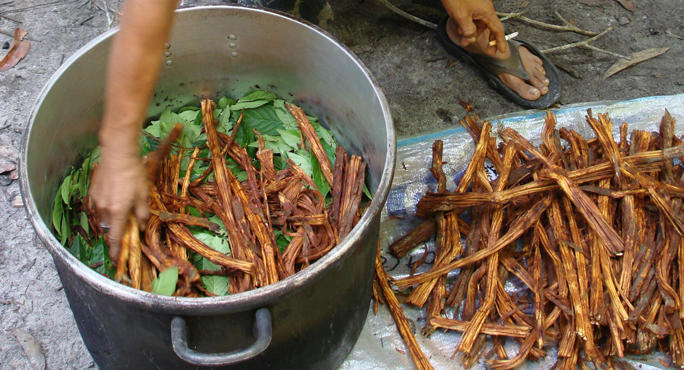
470,40,531,81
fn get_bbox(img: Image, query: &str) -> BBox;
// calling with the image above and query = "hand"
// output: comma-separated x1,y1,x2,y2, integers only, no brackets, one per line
441,0,506,54
90,145,149,261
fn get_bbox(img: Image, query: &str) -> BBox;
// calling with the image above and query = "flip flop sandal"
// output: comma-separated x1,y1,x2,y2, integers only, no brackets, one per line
437,18,561,109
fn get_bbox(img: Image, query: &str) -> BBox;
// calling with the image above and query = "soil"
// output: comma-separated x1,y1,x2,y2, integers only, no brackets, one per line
0,0,681,368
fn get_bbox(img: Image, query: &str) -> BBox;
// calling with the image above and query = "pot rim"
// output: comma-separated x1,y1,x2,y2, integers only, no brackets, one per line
20,5,396,315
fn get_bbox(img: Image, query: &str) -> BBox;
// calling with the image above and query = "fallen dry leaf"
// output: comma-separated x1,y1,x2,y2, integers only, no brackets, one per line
11,328,46,370
615,0,635,11
0,28,31,72
12,194,23,207
603,47,669,79
579,0,603,7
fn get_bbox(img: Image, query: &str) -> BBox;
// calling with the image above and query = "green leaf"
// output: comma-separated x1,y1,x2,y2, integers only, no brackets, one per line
194,230,230,254
160,109,183,125
189,228,231,282
230,100,271,111
152,266,179,296
89,238,106,267
238,90,277,102
273,100,298,129
288,150,313,178
311,153,330,199
69,234,89,261
178,105,199,113
241,105,284,136
363,184,373,200
154,109,202,148
193,109,203,126
146,110,186,140
90,236,115,278
277,128,301,150
193,254,220,271
218,96,235,109
248,133,291,156
313,122,336,147
140,135,156,155
178,110,199,123
78,157,91,196
201,275,230,296
79,212,90,235
321,140,337,165
187,207,202,218
181,122,203,148
218,108,233,135
274,230,291,254
52,193,63,235
225,159,247,183
71,170,83,199
144,120,162,137
234,122,255,148
208,215,227,235
60,174,72,205
60,213,69,245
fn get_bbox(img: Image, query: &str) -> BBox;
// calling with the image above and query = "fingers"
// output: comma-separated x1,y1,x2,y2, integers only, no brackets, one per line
134,186,149,229
105,206,129,261
454,13,477,45
480,13,507,54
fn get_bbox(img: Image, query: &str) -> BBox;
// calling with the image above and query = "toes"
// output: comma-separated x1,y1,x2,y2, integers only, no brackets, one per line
499,73,541,101
495,45,552,100
528,74,547,95
519,46,549,95
520,47,543,66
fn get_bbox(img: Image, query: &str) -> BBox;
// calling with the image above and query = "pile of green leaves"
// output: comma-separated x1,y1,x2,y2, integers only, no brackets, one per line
52,148,117,278
53,91,347,296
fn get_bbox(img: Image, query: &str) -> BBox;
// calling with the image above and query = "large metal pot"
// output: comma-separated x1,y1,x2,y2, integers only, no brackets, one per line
20,6,394,369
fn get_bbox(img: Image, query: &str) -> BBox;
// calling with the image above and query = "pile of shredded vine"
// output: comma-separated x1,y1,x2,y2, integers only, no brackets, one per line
52,91,370,297
374,110,684,369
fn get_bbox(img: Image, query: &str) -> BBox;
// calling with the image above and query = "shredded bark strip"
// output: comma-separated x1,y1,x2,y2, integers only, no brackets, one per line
373,110,684,368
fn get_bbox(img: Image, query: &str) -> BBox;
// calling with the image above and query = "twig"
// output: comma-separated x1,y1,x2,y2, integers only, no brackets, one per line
499,11,525,22
0,13,21,24
497,10,597,36
665,30,684,40
101,0,112,28
93,0,120,28
2,0,79,14
551,60,582,79
581,44,627,59
79,15,95,26
376,0,438,30
542,27,627,59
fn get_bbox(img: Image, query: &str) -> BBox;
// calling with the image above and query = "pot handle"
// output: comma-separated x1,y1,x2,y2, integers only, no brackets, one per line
171,308,272,366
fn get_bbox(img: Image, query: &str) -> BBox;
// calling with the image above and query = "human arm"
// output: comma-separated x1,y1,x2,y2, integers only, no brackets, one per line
90,0,179,260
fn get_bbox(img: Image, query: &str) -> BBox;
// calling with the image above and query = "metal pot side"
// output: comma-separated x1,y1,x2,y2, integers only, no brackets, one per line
21,6,395,369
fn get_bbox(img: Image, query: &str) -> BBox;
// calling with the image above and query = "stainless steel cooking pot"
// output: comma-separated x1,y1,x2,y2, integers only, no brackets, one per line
21,6,395,369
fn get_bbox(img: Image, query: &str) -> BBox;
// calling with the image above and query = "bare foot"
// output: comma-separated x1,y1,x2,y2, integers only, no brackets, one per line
446,18,549,101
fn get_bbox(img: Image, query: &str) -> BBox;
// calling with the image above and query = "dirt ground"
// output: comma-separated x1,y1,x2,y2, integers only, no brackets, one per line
0,0,681,368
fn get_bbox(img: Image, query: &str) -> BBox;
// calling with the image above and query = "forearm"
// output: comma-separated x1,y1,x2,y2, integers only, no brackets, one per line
99,0,179,156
